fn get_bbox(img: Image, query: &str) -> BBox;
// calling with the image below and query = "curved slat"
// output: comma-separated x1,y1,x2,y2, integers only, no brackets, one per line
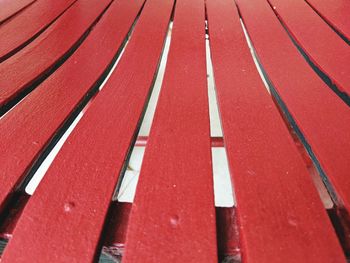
206,0,345,262
0,0,36,24
0,0,76,61
124,0,217,261
0,0,143,215
0,0,112,111
305,0,350,42
267,0,350,96
236,0,350,212
1,0,174,261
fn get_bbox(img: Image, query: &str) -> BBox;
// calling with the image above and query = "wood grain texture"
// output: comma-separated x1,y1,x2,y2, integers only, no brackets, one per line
123,0,217,261
206,0,346,262
0,0,76,61
0,0,111,110
305,0,350,41
1,0,173,261
267,0,350,96
236,0,350,212
0,0,35,24
0,0,143,215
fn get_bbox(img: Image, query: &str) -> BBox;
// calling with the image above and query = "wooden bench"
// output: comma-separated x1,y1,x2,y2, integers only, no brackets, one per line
0,0,349,262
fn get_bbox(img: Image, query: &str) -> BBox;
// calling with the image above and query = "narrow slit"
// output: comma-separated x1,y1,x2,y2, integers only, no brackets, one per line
205,13,240,262
0,0,79,62
0,0,114,117
0,0,37,26
113,20,173,203
23,6,144,195
303,0,350,45
238,15,340,208
0,238,8,256
265,1,350,106
238,15,350,257
0,6,145,256
205,27,235,208
96,7,176,262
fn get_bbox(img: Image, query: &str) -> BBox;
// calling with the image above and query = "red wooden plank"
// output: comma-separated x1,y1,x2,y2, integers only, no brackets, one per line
0,0,143,214
1,0,173,261
305,0,350,42
206,0,346,262
0,0,76,61
0,0,111,111
123,0,217,261
267,0,350,96
0,0,36,24
236,0,350,212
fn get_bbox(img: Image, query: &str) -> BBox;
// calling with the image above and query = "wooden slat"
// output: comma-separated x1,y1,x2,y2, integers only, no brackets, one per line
206,0,346,262
0,0,111,111
0,0,143,214
1,0,173,261
0,0,36,24
0,0,76,61
123,0,217,261
267,0,350,96
305,0,350,41
236,0,350,212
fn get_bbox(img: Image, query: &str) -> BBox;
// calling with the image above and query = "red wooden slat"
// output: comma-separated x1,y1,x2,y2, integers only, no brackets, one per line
123,0,217,261
305,0,350,41
0,0,111,111
236,0,350,211
1,0,173,261
267,0,350,96
0,0,36,24
0,0,76,61
0,0,143,214
206,0,346,262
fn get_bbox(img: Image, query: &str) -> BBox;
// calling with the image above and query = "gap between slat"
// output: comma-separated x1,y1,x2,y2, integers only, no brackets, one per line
115,20,235,208
238,15,335,210
0,0,78,63
0,0,114,117
303,0,350,45
265,1,350,106
114,21,173,202
23,8,144,195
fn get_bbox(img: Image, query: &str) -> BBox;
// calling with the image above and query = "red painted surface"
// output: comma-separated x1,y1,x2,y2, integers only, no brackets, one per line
0,0,111,109
105,205,240,261
1,0,173,261
0,0,35,24
236,0,350,214
0,0,76,61
0,0,143,214
207,0,346,262
267,0,350,96
123,0,217,261
305,0,350,41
